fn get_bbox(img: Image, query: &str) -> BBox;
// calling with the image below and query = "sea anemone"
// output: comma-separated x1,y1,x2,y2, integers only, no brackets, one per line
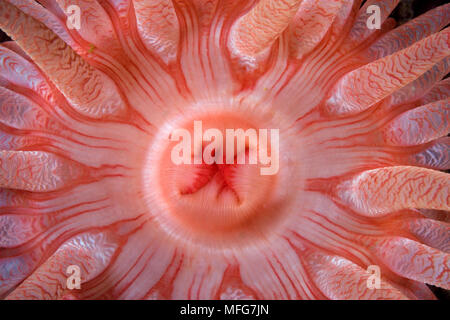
0,0,448,300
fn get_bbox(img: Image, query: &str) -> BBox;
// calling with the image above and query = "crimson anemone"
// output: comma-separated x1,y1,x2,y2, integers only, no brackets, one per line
0,0,449,300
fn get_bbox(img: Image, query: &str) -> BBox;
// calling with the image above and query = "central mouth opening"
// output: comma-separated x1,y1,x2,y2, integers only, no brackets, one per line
177,152,251,204
151,113,282,237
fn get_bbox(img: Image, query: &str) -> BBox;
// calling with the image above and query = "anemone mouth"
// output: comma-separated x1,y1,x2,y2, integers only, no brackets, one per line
143,109,293,248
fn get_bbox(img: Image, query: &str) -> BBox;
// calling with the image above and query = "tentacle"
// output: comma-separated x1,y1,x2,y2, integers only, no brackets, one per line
421,77,450,105
0,0,126,119
0,86,61,132
383,99,449,146
367,4,450,60
0,42,153,155
229,0,302,58
0,44,56,105
337,166,449,216
4,0,79,51
0,150,87,192
0,178,144,298
408,137,450,171
0,214,55,248
347,0,400,45
53,0,120,53
0,45,151,168
325,28,450,116
0,192,110,248
389,57,449,106
406,218,450,254
304,251,409,300
0,179,144,248
370,237,449,289
6,231,118,299
327,0,358,46
0,212,75,297
1,41,30,60
403,280,438,300
0,83,141,167
260,0,359,118
0,246,46,297
289,0,344,59
132,0,179,63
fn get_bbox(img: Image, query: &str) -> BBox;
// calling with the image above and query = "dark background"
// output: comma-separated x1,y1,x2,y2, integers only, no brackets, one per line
390,0,449,24
0,0,448,300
